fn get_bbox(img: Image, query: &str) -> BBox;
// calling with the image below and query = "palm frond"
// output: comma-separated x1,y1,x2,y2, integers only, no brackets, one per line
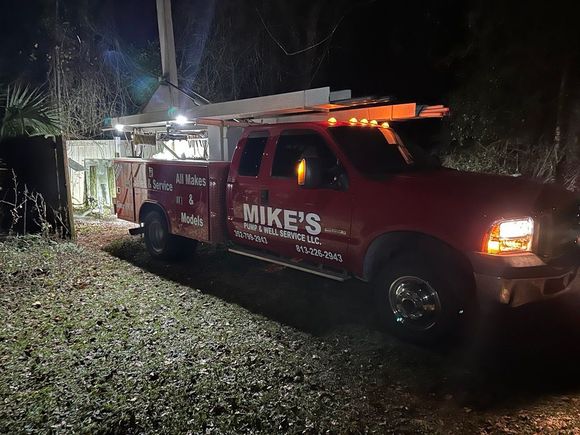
1,85,62,139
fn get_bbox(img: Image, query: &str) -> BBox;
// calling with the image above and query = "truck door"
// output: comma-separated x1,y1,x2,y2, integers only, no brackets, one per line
227,131,271,250
262,128,352,268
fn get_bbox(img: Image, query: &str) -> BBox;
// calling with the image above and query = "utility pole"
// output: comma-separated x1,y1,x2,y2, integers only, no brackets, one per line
53,0,63,126
156,0,179,108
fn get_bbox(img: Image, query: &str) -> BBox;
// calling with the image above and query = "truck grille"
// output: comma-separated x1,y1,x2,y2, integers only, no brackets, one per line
537,201,580,260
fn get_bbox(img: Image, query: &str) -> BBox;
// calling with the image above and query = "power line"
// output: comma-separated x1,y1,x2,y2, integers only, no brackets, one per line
255,1,376,57
254,6,346,57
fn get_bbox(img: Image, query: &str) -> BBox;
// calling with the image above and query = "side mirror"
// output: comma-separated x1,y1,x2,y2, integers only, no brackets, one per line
297,158,321,188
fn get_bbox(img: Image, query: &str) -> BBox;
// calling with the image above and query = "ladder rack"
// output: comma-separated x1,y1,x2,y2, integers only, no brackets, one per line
108,87,449,131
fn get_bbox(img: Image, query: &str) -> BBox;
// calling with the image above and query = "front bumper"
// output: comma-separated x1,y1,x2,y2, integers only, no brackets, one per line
470,249,580,307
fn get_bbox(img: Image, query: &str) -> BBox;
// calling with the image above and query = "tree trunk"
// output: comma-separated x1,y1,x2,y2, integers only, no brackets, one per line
553,60,569,184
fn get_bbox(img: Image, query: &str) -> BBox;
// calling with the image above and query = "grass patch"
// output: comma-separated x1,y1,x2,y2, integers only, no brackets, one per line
0,235,398,433
1,223,580,433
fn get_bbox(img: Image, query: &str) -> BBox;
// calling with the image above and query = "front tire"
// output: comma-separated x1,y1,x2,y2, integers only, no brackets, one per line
143,210,196,261
372,252,472,344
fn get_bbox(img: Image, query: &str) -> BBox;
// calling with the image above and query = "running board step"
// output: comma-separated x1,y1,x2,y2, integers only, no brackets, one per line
229,248,349,282
129,226,144,235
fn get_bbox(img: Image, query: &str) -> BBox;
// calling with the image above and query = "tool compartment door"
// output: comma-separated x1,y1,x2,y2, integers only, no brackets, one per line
113,159,136,222
144,161,210,242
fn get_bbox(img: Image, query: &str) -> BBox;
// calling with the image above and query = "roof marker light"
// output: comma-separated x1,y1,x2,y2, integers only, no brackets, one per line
360,118,369,125
381,122,390,129
370,120,378,126
328,117,337,124
349,117,358,124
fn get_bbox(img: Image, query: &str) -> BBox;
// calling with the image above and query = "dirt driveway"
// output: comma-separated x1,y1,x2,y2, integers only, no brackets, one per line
1,218,579,433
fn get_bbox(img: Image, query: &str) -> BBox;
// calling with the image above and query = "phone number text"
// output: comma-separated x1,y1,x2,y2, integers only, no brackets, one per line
234,230,268,244
295,245,343,263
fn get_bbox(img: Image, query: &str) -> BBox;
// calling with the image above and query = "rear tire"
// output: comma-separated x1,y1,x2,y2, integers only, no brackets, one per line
372,251,473,344
143,210,197,261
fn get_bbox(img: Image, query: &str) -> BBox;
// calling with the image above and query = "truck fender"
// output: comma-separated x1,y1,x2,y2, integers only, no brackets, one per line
139,201,172,234
361,231,474,283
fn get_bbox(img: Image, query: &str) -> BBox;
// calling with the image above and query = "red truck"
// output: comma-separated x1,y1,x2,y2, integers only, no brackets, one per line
113,102,580,343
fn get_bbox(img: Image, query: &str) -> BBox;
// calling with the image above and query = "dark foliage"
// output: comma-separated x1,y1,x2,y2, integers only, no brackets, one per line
445,1,580,189
0,0,578,186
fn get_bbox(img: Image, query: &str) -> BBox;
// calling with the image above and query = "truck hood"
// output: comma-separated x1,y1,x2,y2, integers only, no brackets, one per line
356,169,578,254
389,168,577,218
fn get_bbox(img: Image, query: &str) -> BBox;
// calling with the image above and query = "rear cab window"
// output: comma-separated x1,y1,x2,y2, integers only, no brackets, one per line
238,132,268,177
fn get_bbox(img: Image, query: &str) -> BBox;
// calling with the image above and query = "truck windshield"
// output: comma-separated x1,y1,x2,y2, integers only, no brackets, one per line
328,126,437,177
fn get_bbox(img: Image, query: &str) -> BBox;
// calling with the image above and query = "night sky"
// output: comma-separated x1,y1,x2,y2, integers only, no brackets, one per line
1,0,578,130
0,0,157,83
328,1,468,101
0,0,469,103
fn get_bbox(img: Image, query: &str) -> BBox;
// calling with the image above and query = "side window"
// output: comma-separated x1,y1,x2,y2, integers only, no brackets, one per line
272,131,340,186
238,135,268,177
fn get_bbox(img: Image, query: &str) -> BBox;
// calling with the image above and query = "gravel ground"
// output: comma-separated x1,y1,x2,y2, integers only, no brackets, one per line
1,218,579,434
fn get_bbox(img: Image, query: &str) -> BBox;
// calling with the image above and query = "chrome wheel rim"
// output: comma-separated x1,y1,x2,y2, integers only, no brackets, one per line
388,276,441,331
148,220,165,254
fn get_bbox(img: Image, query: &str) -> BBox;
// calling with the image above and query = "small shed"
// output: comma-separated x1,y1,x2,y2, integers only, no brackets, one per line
66,139,130,210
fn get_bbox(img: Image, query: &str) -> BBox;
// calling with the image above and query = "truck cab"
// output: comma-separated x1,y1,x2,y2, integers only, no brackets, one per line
227,123,353,270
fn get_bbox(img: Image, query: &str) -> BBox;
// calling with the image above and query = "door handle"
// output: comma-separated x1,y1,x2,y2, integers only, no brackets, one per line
260,189,269,205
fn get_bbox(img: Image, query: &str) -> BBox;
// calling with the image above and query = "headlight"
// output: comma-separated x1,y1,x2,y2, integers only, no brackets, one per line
483,217,534,254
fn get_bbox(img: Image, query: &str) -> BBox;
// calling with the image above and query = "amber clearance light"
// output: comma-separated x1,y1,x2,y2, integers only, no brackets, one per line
297,159,306,186
483,217,534,254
